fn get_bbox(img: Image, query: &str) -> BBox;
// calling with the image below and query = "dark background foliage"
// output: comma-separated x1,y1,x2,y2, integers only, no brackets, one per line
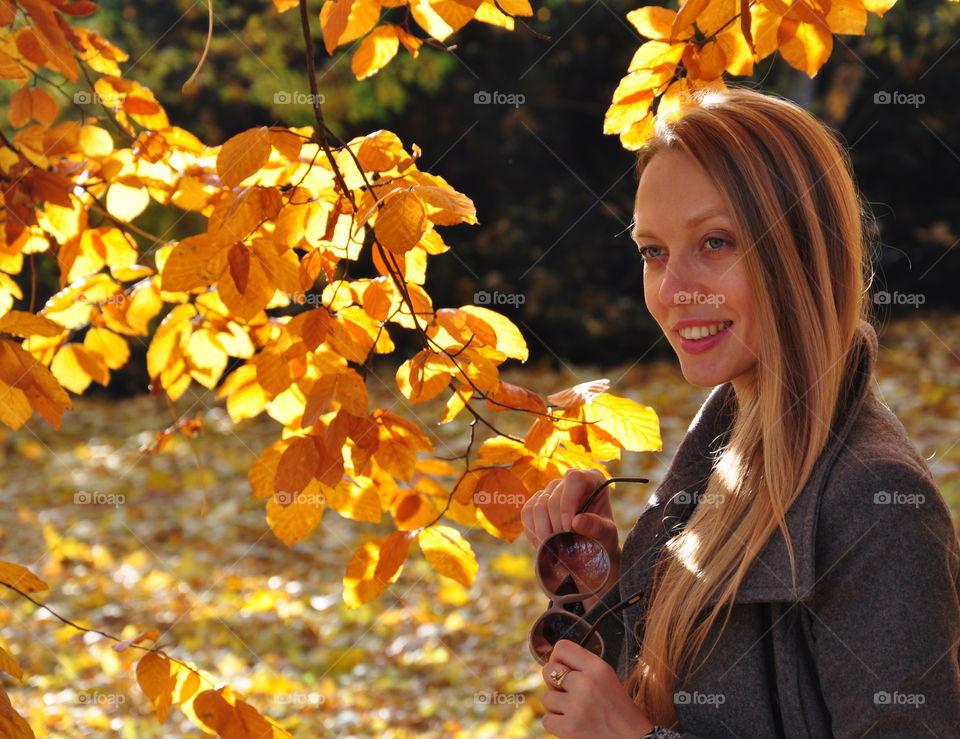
62,0,960,371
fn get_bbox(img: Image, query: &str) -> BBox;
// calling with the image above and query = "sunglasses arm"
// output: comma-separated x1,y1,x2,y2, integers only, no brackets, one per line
577,586,645,652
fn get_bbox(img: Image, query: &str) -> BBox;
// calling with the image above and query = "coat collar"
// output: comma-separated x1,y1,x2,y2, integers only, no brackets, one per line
622,321,878,606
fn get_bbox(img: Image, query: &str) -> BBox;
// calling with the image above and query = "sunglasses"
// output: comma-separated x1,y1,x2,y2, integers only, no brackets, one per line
528,477,649,665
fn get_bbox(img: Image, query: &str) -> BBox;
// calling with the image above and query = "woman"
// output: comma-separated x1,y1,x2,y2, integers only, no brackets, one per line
521,87,960,737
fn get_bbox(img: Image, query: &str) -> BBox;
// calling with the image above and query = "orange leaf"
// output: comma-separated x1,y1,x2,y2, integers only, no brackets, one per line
343,530,413,607
0,645,22,681
0,560,48,593
194,686,291,738
546,378,610,409
275,436,320,498
216,127,271,189
136,651,177,723
777,4,833,77
8,87,58,128
0,688,34,739
671,0,711,42
418,525,477,587
374,190,429,254
19,0,78,80
352,24,400,80
474,468,528,540
396,350,451,405
626,6,683,40
357,129,405,172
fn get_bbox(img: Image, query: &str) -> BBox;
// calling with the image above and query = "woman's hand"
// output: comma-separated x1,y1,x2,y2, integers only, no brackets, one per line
540,639,656,738
521,469,621,606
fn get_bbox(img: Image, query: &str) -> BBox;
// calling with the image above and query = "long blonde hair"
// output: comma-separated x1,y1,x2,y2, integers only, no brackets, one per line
627,87,873,726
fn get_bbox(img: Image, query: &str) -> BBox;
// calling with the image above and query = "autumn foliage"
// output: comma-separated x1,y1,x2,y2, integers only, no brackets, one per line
0,0,915,734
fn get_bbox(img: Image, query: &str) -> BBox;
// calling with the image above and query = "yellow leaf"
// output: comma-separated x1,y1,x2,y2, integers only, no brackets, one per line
266,483,325,546
343,530,413,607
84,328,129,370
826,0,867,34
440,385,472,424
0,339,71,428
583,394,661,453
418,525,478,587
321,0,382,53
351,25,400,80
0,311,63,338
323,476,382,522
219,365,268,422
411,184,477,226
671,0,711,42
160,235,225,293
777,4,833,77
396,350,451,405
459,306,528,361
0,560,48,592
51,343,109,393
216,127,271,189
862,0,897,16
626,5,685,40
106,180,150,221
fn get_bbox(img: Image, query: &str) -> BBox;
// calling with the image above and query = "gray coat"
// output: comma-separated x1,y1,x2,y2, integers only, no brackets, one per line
586,322,960,737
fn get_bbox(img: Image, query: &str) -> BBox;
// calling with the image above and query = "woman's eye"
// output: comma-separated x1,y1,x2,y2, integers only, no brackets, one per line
705,236,728,250
638,245,665,261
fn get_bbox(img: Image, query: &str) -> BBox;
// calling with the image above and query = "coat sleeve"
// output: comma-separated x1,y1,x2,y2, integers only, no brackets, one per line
809,460,960,737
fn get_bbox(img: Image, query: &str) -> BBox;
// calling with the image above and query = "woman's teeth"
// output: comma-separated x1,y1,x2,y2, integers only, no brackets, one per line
678,321,732,340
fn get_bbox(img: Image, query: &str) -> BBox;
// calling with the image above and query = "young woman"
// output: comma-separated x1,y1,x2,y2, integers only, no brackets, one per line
521,87,960,737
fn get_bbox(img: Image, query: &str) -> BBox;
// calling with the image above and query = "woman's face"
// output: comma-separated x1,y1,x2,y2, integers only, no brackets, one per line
632,149,760,392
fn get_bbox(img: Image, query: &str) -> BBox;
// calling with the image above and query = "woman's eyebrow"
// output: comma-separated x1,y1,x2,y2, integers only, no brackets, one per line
632,207,732,242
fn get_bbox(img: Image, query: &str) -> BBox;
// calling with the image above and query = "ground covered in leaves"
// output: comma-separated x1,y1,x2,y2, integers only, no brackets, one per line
1,313,959,738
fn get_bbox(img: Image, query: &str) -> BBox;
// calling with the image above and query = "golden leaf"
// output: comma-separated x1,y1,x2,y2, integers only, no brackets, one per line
0,560,48,592
418,525,478,587
343,530,413,608
582,394,661,453
8,86,57,128
216,127,271,189
374,189,429,254
546,378,610,409
352,25,400,80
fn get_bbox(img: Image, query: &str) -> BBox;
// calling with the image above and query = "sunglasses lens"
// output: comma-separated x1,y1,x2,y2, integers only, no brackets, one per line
529,612,604,664
537,532,610,597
